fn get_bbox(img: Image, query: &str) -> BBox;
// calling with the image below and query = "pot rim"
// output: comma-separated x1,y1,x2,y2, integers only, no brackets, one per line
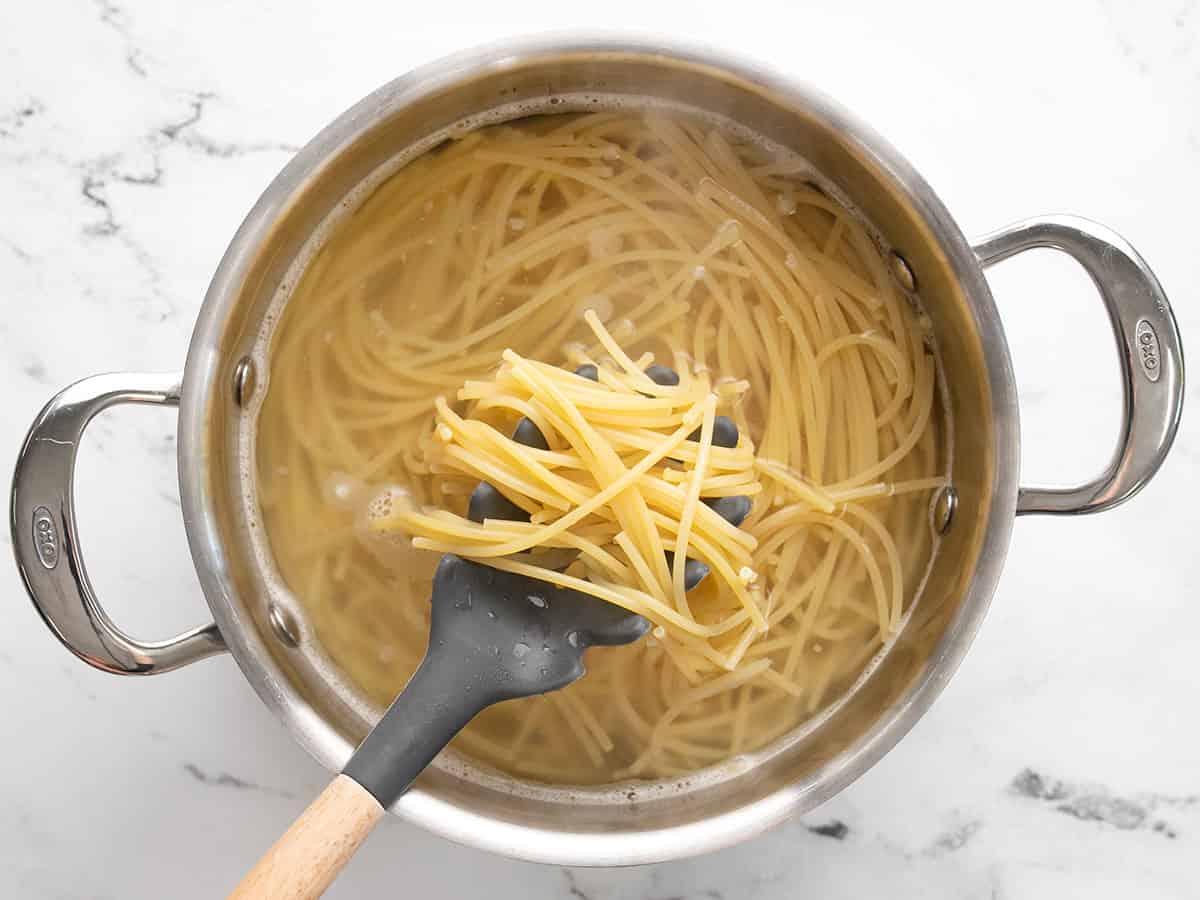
178,31,1019,865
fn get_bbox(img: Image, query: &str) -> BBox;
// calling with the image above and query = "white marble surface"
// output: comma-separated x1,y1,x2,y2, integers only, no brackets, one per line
2,0,1198,897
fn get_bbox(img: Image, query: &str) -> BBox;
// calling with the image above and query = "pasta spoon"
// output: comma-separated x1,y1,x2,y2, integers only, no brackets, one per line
230,554,651,899
231,365,748,899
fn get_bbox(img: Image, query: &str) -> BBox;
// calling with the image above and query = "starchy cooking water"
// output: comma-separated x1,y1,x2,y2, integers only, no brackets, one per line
239,94,952,792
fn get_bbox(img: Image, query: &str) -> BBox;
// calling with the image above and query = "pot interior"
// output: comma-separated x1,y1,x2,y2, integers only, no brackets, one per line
184,39,1012,863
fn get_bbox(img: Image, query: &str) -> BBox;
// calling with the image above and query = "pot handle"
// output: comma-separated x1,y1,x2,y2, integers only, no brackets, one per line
972,215,1184,516
10,372,227,674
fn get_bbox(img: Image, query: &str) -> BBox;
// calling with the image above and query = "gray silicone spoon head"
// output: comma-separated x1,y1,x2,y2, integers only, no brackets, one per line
342,554,649,807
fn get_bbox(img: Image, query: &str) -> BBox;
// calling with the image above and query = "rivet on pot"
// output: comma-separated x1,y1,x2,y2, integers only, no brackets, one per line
232,356,257,409
268,602,301,648
932,484,958,535
890,251,917,292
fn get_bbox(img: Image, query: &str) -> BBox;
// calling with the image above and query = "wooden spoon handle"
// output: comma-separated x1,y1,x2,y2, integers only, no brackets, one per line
229,774,384,900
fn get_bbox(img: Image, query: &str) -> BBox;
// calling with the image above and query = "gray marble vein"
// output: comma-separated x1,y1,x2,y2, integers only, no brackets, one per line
181,763,296,800
1010,768,1197,840
94,0,150,77
806,819,850,840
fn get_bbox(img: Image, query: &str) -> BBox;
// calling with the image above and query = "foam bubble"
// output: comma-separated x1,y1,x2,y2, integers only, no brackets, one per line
323,471,366,509
361,482,414,527
352,483,435,578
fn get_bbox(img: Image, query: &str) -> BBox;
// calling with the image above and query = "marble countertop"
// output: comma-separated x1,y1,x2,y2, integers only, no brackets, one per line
2,1,1197,897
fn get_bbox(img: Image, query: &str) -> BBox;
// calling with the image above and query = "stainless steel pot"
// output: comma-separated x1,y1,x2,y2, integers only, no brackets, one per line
10,35,1184,866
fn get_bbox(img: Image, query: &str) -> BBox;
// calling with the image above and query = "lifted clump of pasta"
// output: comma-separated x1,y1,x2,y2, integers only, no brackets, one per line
372,312,769,672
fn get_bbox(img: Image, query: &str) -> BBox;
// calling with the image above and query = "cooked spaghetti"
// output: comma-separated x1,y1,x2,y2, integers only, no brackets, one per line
255,110,945,783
